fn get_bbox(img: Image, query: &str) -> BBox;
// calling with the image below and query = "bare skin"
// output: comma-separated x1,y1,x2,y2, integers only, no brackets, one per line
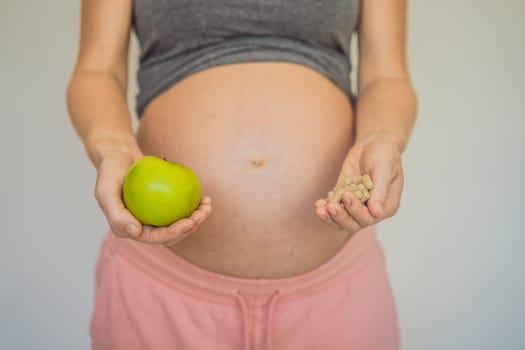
136,62,355,277
66,0,417,278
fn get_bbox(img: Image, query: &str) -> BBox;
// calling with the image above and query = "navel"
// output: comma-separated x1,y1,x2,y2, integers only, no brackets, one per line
249,157,267,168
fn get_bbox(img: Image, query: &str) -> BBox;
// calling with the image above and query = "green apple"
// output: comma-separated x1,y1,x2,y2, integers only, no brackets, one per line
122,155,202,226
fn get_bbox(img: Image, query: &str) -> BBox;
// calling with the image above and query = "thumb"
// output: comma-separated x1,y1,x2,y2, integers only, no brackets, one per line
368,164,392,219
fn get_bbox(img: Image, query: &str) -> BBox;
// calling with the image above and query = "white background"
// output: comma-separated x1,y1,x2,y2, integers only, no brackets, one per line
1,0,523,349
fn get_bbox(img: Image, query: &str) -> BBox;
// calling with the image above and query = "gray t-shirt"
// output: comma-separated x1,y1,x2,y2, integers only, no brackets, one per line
132,0,361,117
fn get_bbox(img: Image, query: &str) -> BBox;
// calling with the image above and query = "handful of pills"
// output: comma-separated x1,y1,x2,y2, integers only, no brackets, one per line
327,174,374,204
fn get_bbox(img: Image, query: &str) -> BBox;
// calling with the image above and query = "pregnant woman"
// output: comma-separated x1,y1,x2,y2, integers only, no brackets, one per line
67,0,417,349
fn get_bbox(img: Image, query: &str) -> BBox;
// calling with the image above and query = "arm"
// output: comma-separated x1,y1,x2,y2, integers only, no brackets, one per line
66,0,140,169
66,0,145,239
66,0,210,243
315,0,417,231
354,0,418,153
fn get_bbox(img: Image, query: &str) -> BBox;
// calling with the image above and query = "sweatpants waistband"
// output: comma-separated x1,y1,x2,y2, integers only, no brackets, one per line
102,225,383,306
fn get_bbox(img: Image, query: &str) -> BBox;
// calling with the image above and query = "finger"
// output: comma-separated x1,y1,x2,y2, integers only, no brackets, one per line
341,192,376,227
163,215,206,246
198,196,213,214
189,201,213,224
95,172,143,239
368,162,393,219
326,201,361,233
166,200,214,243
315,198,328,208
139,198,214,245
382,170,404,218
200,195,212,205
315,206,345,231
136,218,195,244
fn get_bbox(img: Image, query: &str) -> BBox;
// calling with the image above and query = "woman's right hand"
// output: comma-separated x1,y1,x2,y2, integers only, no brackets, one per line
94,146,213,246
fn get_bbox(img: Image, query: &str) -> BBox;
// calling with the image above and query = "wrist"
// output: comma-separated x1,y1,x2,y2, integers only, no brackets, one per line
354,130,407,154
353,79,417,155
85,131,142,169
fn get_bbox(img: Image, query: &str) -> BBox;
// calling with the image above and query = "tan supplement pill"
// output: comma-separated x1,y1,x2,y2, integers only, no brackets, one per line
331,187,346,203
352,176,362,185
362,188,370,202
327,174,374,203
362,174,373,190
345,183,358,192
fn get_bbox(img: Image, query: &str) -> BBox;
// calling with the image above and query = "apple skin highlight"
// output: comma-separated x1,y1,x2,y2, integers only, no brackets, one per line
122,156,202,226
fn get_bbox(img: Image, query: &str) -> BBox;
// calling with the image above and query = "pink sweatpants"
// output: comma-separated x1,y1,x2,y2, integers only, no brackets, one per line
90,225,399,350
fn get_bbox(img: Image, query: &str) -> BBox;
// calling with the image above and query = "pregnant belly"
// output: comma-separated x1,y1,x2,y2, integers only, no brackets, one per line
136,62,356,278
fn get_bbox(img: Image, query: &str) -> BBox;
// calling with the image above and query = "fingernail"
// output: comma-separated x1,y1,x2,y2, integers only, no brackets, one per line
375,201,383,214
183,224,194,232
127,223,139,237
196,217,204,224
329,207,338,217
344,194,352,206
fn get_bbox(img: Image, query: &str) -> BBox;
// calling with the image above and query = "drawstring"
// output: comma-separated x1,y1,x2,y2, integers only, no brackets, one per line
235,290,281,350
265,290,281,350
236,291,252,350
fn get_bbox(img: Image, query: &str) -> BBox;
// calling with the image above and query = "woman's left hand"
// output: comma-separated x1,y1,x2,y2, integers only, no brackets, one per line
314,135,404,234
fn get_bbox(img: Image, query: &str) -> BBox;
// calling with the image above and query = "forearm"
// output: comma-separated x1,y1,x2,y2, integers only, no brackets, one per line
354,78,418,153
66,70,141,169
